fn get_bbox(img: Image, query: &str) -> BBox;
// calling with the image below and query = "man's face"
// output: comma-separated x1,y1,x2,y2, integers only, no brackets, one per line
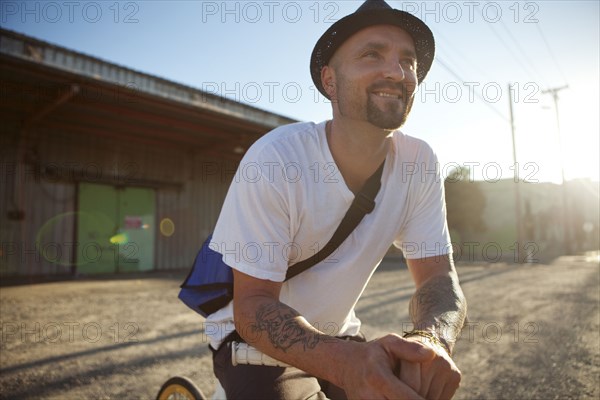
324,25,418,130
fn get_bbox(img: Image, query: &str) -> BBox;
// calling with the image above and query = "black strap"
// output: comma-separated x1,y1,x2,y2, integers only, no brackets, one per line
285,159,386,281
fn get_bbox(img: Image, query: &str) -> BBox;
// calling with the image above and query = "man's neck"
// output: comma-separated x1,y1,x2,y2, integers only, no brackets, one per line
326,118,391,194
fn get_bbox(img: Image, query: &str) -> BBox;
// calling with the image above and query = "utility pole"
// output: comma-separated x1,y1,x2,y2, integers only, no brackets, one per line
508,83,523,261
542,85,570,255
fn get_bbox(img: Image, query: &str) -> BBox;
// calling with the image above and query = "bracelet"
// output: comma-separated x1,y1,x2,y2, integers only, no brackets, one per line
403,329,452,356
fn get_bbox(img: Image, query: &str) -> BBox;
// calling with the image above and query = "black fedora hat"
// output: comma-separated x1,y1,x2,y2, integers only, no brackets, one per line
310,0,435,99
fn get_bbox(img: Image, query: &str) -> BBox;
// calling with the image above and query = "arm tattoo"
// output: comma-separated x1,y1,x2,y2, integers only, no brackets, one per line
409,274,467,349
252,302,320,352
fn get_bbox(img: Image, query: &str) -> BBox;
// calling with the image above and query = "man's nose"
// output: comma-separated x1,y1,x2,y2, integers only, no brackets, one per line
383,59,407,81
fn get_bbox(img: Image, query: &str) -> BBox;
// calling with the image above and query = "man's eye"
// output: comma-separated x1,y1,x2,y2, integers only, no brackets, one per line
363,51,379,58
401,59,416,69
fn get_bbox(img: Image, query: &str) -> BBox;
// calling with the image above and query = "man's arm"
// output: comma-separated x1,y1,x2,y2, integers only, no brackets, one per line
232,268,436,399
399,254,467,399
407,254,467,352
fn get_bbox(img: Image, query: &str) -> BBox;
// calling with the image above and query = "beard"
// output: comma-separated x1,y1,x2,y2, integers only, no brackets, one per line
334,76,415,131
366,91,414,130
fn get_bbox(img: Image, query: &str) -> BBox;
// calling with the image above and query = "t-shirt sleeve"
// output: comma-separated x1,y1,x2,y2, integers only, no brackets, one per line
393,146,452,259
211,150,291,282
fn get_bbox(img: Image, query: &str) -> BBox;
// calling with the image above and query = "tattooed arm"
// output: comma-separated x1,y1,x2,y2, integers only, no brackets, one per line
399,254,467,399
408,255,467,351
232,268,436,399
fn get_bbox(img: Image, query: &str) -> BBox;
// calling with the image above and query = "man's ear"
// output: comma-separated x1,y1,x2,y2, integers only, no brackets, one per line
320,65,337,101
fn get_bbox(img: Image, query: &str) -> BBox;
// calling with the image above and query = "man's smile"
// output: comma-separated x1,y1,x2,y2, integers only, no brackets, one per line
373,91,403,100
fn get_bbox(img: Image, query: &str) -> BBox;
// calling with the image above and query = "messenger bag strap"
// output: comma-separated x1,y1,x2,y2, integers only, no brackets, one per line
285,159,386,281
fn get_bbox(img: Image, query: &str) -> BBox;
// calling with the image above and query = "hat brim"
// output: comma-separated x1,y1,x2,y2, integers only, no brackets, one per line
310,9,435,99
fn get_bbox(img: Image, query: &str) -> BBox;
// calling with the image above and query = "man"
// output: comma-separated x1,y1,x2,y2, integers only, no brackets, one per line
206,0,467,398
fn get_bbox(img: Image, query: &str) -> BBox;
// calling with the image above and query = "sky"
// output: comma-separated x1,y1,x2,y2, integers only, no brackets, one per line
1,0,599,183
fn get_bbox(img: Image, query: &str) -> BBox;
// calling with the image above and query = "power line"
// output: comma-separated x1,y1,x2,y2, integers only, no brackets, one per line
471,3,546,86
436,34,496,83
498,19,550,87
485,21,540,83
436,56,511,123
535,23,569,86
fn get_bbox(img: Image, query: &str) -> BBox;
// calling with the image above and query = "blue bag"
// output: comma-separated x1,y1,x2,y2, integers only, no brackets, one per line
178,235,234,318
178,160,385,318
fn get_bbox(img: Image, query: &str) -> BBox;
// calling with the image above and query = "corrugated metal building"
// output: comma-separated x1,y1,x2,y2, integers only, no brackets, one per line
0,29,296,278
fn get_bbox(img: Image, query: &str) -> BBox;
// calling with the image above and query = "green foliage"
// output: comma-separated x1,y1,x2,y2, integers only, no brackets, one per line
444,167,487,241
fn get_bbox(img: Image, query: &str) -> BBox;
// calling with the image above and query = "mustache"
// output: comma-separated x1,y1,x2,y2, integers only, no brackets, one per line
368,82,415,99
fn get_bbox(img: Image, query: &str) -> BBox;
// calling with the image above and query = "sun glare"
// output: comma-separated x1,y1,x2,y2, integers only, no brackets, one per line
514,85,599,184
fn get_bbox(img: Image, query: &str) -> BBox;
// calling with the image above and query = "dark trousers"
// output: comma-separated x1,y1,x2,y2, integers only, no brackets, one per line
212,332,366,400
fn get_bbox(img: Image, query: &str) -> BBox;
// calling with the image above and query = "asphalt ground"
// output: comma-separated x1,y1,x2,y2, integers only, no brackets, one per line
1,254,598,399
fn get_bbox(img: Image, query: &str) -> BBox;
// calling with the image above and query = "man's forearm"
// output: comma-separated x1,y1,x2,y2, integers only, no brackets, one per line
234,295,352,386
253,301,320,352
408,272,467,353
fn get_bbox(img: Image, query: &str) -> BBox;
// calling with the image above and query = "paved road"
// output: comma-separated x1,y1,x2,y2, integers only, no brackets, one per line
1,254,598,399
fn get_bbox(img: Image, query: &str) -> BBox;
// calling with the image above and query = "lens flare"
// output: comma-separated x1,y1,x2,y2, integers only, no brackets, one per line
35,211,108,267
109,233,129,245
160,218,175,237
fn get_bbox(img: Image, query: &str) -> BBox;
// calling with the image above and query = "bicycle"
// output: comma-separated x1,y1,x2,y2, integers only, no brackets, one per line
156,341,290,400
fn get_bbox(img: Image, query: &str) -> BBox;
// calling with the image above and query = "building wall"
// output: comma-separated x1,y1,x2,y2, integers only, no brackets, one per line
450,179,600,264
0,126,236,277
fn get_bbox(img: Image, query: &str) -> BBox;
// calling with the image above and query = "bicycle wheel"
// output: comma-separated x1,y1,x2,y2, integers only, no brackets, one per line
156,376,206,400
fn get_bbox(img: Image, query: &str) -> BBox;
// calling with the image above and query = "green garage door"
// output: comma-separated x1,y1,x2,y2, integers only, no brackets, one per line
77,183,155,274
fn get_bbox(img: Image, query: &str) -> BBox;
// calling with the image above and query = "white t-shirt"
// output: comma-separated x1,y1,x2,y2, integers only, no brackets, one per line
205,121,451,349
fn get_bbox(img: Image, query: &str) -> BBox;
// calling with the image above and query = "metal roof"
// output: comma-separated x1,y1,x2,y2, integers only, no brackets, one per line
0,28,296,128
1,28,297,158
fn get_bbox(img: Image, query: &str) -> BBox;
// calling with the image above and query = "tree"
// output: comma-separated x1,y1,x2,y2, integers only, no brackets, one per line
444,167,487,242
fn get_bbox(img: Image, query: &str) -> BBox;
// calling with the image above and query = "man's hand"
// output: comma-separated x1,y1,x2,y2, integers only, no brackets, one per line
399,335,461,400
341,334,436,400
